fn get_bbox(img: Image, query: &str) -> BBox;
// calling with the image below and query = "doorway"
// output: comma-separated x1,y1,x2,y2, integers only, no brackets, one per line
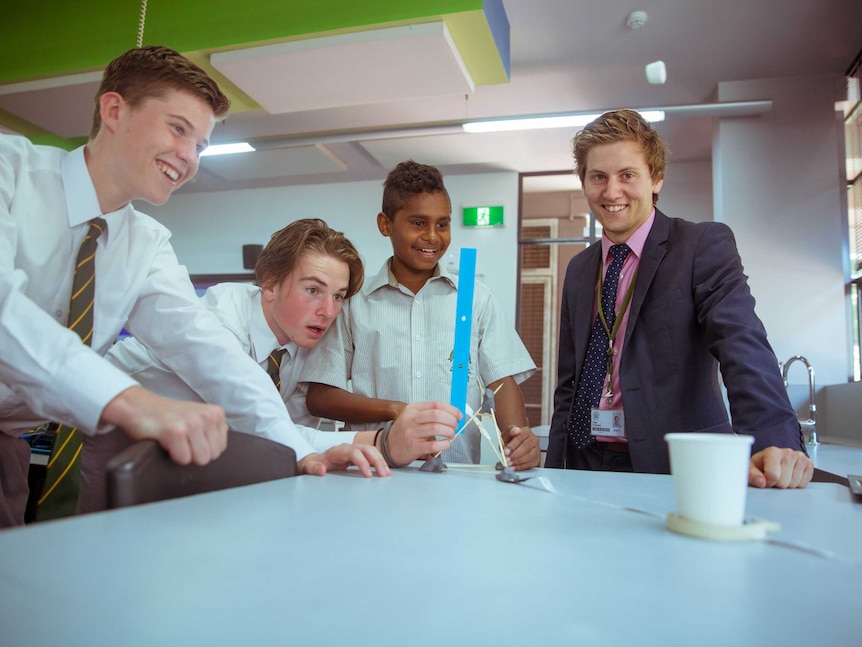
516,171,598,428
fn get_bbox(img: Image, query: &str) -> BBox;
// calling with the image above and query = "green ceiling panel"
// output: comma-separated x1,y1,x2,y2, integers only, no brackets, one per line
1,0,488,83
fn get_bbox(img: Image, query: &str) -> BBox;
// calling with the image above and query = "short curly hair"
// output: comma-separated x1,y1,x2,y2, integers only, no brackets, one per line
255,219,364,299
572,109,668,205
90,45,230,139
381,160,451,219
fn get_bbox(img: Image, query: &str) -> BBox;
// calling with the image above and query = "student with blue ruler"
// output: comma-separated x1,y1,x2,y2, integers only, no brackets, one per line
301,160,539,469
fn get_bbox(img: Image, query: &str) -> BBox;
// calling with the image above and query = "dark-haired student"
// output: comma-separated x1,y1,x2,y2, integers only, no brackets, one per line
302,160,539,470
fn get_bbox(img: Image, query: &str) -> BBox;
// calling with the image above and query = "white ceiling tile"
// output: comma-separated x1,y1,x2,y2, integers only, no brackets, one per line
199,145,348,181
0,81,99,138
210,22,474,115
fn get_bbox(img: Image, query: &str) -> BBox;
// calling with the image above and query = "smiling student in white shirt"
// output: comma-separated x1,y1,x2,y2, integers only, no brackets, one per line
0,46,387,528
302,161,539,469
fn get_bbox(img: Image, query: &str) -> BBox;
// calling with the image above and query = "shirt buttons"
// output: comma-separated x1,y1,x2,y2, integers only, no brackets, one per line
415,334,421,341
416,371,422,378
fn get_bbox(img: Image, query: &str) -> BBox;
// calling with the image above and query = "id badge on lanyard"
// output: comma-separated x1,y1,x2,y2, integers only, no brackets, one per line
590,260,636,439
590,408,625,437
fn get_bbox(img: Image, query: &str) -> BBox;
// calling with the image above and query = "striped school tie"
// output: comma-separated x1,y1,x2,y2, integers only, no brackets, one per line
37,218,107,521
266,348,286,390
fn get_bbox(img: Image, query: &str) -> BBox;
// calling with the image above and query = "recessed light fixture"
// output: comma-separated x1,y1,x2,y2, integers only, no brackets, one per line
217,102,767,152
462,110,665,133
200,142,256,157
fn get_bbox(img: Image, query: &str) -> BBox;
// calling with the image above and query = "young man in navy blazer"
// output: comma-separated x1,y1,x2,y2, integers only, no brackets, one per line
546,109,812,489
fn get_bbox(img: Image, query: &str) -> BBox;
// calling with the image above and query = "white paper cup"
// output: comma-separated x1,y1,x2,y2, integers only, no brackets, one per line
665,433,754,527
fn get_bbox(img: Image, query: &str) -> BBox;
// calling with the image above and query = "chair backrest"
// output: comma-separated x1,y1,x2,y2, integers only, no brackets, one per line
811,467,849,487
106,430,297,509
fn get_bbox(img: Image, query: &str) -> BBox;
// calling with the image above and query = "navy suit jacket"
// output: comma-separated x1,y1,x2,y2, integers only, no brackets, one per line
546,209,804,472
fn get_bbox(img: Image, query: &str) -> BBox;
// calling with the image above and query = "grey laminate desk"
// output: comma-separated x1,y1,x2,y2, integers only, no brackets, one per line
1,467,860,646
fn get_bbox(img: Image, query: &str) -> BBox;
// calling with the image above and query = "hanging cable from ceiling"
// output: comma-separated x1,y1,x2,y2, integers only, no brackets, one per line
136,0,148,48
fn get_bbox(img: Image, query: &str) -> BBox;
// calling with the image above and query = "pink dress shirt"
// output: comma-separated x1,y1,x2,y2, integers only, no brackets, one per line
595,211,656,442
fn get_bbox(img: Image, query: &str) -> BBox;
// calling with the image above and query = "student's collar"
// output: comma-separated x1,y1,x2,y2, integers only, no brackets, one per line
250,289,297,362
365,258,450,296
436,262,457,288
362,260,395,296
61,145,129,247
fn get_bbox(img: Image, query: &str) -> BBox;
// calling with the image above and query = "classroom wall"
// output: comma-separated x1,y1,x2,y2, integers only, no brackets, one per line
144,171,522,327
714,74,850,389
147,159,710,333
658,160,713,224
146,73,857,434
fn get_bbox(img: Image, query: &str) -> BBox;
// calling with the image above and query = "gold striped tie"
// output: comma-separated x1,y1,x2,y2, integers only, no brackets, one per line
266,348,286,390
37,218,107,520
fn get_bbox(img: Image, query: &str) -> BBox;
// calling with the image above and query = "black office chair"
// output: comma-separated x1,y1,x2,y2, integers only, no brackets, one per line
105,430,297,509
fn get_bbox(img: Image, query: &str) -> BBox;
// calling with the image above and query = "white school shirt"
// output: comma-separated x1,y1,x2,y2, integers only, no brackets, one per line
105,283,356,451
0,135,314,458
301,258,536,463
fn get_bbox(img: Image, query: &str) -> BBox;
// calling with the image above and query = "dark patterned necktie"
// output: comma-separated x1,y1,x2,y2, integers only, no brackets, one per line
567,243,631,449
38,218,107,520
267,348,286,390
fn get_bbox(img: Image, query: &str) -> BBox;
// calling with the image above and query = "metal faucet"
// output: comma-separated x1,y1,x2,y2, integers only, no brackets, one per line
781,355,819,446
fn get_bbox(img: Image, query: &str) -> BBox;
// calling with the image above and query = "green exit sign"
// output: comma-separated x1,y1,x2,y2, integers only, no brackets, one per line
462,206,504,227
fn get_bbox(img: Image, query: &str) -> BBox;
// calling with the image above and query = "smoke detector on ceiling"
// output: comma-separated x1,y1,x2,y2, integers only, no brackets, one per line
626,11,648,29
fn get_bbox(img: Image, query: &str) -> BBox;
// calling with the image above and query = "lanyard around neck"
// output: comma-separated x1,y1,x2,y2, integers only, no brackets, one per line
594,263,638,347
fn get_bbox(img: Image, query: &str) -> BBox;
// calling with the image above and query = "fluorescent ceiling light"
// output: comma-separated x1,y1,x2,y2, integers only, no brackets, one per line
462,110,665,133
200,142,256,157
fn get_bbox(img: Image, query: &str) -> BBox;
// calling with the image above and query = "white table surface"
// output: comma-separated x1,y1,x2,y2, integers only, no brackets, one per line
1,466,860,646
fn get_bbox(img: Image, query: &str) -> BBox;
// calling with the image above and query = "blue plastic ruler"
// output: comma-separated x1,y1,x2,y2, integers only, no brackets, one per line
450,248,476,419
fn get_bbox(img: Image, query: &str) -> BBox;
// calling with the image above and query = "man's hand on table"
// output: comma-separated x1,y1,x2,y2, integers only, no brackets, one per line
749,446,813,488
